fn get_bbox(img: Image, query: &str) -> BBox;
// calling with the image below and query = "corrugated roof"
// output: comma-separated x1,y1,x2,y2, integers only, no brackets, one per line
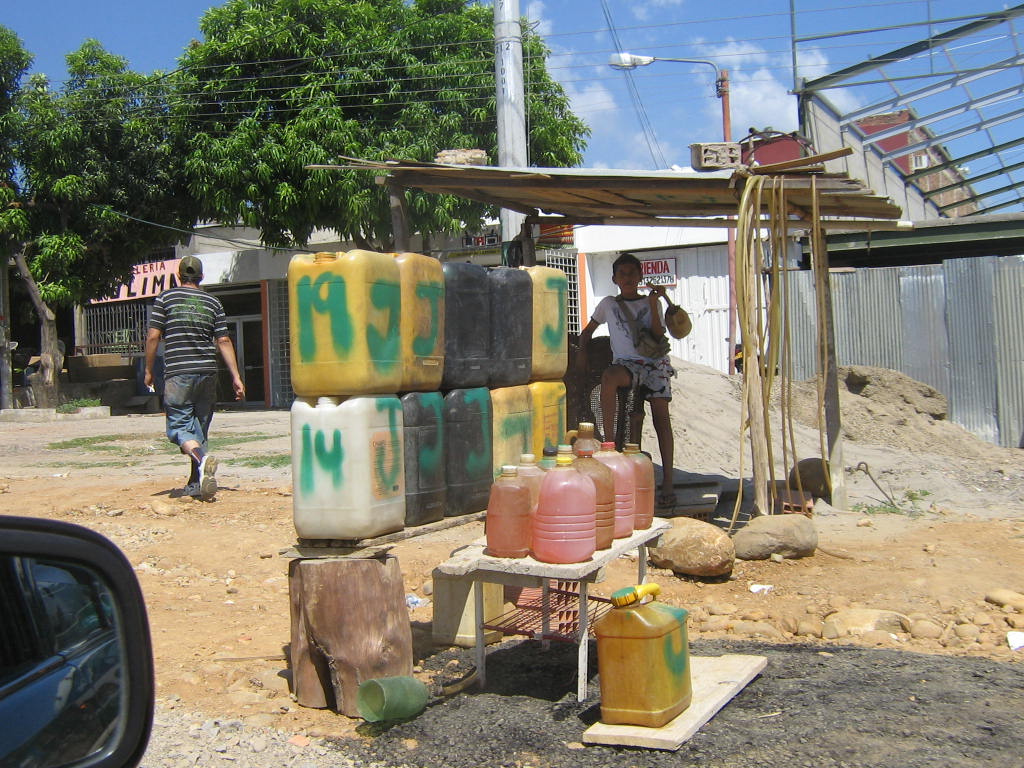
311,154,904,230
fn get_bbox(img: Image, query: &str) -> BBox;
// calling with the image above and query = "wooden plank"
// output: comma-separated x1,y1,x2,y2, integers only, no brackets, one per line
583,654,767,750
281,511,486,558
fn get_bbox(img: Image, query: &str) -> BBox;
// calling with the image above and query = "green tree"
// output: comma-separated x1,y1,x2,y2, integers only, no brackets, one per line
178,0,588,250
1,33,194,404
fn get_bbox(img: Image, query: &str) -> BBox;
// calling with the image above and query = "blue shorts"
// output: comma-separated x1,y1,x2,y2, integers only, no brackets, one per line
614,357,676,401
163,373,217,449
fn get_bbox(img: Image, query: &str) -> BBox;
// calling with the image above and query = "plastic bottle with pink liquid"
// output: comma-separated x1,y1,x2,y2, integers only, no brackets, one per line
623,443,655,530
532,453,596,564
572,447,615,550
595,442,636,539
485,466,531,558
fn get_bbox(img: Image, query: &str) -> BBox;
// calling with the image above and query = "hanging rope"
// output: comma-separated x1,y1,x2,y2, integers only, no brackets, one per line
728,172,828,533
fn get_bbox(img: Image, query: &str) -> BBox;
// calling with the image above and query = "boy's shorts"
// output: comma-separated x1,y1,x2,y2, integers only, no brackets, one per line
614,357,676,401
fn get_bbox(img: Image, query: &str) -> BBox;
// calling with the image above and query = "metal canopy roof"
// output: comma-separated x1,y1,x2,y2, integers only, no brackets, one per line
322,155,903,230
796,3,1024,217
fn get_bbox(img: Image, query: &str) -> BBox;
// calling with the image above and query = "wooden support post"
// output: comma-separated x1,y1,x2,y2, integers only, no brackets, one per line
387,180,411,253
288,555,413,716
815,260,847,509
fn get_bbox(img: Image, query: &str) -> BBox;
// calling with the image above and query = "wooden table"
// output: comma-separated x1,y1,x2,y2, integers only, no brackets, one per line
434,519,670,700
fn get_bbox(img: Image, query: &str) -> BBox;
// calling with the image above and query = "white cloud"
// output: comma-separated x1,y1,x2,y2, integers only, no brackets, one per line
797,47,862,113
727,68,798,136
628,0,685,22
526,1,552,38
562,78,618,126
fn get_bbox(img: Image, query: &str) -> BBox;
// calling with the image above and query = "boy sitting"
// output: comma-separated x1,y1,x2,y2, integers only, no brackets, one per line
575,253,677,507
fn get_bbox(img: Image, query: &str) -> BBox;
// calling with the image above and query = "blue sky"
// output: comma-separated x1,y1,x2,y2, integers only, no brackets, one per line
3,0,1021,199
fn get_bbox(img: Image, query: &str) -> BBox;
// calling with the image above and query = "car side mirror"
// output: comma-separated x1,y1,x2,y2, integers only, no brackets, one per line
0,515,154,768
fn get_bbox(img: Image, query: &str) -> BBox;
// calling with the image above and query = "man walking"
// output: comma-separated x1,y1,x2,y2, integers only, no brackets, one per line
145,256,245,500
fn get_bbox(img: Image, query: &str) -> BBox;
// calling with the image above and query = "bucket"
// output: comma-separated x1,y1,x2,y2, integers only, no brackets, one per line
401,391,446,527
356,676,429,722
288,251,402,396
291,395,405,540
525,266,568,381
395,252,445,392
594,583,691,727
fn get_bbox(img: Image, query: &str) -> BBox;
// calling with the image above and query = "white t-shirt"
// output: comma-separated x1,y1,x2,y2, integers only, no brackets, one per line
591,295,665,361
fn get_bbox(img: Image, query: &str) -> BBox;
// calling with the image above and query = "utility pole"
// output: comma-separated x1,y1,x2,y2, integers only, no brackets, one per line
493,0,528,258
0,257,11,410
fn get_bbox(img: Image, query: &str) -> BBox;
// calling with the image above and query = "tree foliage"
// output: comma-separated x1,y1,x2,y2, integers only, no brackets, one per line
12,40,195,305
178,0,589,249
0,29,194,399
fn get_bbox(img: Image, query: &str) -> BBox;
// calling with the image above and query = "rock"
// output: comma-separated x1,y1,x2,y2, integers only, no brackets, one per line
985,588,1024,611
972,611,994,626
421,580,433,596
954,623,981,640
732,514,817,560
1007,615,1024,629
910,619,943,639
732,620,784,639
823,608,910,638
796,619,823,638
649,518,735,577
701,616,732,632
861,630,898,646
775,611,803,635
706,602,738,615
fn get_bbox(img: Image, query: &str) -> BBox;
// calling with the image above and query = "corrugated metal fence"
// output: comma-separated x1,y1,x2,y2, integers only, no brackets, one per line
784,256,1024,448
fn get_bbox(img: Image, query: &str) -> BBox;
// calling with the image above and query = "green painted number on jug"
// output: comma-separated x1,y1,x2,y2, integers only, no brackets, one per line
541,276,566,350
419,396,444,474
413,281,443,357
299,424,344,495
295,273,352,362
465,389,492,477
374,398,403,491
662,630,689,676
367,281,401,371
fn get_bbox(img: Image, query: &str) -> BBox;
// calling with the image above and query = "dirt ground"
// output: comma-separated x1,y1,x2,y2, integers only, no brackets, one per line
1,359,1022,746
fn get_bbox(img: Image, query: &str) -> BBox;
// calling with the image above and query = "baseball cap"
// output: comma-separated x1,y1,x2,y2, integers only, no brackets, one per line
178,255,203,280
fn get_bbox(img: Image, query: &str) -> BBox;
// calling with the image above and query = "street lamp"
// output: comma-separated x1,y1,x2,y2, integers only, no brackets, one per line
609,52,738,373
608,53,731,142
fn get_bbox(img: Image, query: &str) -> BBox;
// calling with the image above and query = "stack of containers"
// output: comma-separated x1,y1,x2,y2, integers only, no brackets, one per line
397,252,447,527
442,262,493,516
288,251,406,540
288,252,571,536
526,266,568,460
488,267,534,475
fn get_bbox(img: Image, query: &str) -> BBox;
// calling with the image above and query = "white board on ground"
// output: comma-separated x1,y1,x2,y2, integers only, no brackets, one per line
583,654,767,751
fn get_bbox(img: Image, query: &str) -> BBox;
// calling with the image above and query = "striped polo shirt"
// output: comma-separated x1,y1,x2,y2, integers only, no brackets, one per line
149,286,229,378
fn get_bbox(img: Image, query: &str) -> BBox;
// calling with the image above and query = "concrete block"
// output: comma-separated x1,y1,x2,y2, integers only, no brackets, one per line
431,570,504,648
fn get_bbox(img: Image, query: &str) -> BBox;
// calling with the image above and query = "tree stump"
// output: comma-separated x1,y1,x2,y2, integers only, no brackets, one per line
288,555,413,715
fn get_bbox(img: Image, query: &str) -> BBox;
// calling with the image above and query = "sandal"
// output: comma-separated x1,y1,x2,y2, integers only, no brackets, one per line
655,491,676,508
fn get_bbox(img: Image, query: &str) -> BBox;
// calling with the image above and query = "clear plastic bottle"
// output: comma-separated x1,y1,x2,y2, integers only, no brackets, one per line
623,443,655,530
571,421,601,456
572,447,615,550
485,466,531,558
516,453,545,514
538,445,558,471
532,453,596,564
595,441,636,539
